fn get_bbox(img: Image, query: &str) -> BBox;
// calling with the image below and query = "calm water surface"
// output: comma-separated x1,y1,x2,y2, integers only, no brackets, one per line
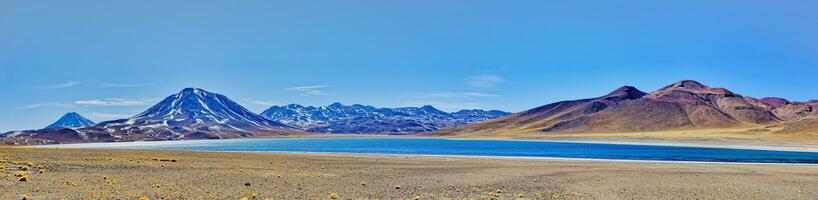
54,138,818,164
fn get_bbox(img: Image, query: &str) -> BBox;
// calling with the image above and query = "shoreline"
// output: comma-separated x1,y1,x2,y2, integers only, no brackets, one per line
27,148,818,166
33,134,818,153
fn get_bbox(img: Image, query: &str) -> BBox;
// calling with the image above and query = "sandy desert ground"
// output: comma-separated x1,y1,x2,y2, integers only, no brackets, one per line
2,147,818,200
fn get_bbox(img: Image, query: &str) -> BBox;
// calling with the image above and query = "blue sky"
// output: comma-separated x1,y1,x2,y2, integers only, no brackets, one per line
1,0,817,131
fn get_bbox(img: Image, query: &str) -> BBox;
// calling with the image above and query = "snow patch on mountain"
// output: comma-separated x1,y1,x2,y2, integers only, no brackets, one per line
260,103,510,134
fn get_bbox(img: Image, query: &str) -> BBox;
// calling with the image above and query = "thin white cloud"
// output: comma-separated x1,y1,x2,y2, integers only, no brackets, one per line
250,100,275,107
286,85,330,96
19,98,155,110
40,80,81,89
18,102,76,109
73,98,155,107
242,98,276,107
466,74,505,88
85,112,133,121
97,81,155,88
422,92,498,98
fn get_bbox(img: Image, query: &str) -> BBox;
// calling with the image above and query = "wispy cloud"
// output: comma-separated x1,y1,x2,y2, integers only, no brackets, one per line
85,112,133,121
242,98,276,107
74,98,156,107
466,74,504,89
286,85,330,96
37,80,154,90
96,81,155,88
18,102,76,109
422,92,498,98
40,80,81,89
250,100,275,107
410,101,484,111
20,97,156,110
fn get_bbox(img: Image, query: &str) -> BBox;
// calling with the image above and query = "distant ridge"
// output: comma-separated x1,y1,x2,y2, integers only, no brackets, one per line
260,103,511,134
433,80,818,136
45,112,95,129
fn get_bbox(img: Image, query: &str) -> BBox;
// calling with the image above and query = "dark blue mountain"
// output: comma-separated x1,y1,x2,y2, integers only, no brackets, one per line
260,103,511,134
45,112,95,129
130,88,290,130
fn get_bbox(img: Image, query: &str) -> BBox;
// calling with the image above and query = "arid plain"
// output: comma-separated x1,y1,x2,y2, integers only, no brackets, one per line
2,147,818,200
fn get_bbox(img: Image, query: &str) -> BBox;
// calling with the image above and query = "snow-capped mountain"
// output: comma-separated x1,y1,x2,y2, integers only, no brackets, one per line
92,88,295,139
45,112,96,129
260,103,510,134
127,88,290,130
2,88,297,144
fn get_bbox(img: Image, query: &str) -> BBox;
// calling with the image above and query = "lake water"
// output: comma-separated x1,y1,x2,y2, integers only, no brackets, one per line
49,138,818,164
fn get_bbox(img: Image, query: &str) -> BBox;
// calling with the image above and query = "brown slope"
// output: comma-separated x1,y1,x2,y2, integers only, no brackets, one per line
771,100,818,135
771,100,818,122
649,80,780,125
759,97,789,109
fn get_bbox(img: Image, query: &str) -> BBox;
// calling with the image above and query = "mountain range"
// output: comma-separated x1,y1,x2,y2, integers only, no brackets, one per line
260,103,510,134
2,88,298,144
4,80,817,145
433,80,818,136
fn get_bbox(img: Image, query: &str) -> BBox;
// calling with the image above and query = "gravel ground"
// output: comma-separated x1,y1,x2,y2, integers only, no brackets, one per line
2,147,817,200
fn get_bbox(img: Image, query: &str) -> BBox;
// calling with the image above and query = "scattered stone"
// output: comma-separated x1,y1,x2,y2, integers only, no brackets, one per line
245,182,252,186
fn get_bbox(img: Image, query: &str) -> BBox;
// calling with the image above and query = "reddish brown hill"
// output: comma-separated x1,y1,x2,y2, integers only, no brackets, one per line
434,80,792,135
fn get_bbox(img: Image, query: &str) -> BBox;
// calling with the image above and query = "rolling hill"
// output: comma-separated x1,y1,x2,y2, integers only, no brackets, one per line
432,80,818,137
